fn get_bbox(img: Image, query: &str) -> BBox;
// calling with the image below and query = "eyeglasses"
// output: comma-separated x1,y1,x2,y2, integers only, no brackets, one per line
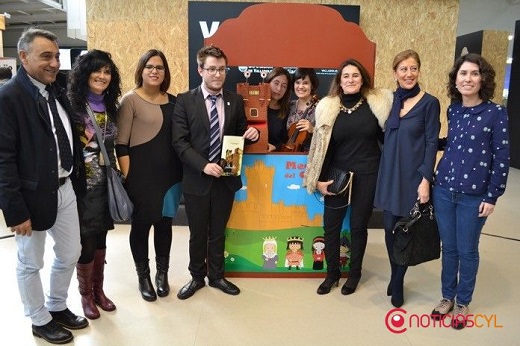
144,65,165,72
397,66,419,73
201,66,229,75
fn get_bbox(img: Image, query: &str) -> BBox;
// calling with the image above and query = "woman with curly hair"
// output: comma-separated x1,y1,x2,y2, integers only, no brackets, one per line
430,53,509,329
67,49,121,319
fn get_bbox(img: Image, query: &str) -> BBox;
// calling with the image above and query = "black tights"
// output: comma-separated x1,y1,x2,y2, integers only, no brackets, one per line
78,231,108,264
129,217,172,262
384,211,408,299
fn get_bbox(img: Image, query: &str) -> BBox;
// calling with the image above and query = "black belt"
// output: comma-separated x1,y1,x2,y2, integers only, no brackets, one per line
59,177,68,186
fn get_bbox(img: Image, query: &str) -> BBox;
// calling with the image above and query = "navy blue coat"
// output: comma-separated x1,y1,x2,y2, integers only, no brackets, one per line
374,92,440,216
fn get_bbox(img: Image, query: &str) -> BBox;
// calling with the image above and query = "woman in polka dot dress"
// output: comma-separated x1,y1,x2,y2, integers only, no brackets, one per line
430,53,510,329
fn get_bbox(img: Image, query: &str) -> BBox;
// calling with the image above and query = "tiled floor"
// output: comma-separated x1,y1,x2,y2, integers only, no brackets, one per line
1,169,519,345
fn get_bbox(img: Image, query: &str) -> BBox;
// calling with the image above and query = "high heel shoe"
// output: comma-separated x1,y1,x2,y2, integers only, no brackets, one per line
317,277,339,295
341,277,360,295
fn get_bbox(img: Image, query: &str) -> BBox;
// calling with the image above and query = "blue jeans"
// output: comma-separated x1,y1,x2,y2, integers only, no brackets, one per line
432,185,487,306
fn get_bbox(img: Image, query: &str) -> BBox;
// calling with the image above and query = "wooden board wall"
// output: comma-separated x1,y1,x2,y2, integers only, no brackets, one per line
87,0,459,132
482,30,509,104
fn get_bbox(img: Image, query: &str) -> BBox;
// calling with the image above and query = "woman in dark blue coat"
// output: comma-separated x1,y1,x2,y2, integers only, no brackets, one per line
374,50,440,308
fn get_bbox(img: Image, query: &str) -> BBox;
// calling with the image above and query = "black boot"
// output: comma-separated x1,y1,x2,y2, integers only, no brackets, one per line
391,264,408,308
317,277,339,295
341,276,360,295
135,260,157,302
387,261,397,296
317,270,340,295
155,256,170,298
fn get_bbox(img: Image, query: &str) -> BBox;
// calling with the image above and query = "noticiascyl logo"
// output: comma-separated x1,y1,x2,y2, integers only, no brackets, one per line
385,308,408,334
384,307,503,333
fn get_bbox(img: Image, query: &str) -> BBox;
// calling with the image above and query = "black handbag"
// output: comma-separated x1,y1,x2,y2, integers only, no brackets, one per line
86,105,134,222
323,165,354,203
392,201,440,266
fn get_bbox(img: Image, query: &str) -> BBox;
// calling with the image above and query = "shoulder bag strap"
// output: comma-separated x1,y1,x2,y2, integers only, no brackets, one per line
85,104,110,167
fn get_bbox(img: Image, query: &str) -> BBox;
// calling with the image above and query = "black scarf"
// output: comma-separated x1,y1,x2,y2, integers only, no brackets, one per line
386,84,421,129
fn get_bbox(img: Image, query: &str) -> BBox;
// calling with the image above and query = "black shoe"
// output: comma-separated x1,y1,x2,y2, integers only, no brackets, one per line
49,308,89,330
341,277,360,295
391,296,404,308
32,320,73,344
177,279,205,300
208,278,240,295
317,277,339,295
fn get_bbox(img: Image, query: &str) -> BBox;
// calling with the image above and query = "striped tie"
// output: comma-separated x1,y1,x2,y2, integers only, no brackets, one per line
208,94,221,162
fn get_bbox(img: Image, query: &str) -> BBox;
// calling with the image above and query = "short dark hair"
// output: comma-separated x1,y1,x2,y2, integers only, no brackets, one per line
328,59,372,97
17,27,58,53
196,45,228,67
134,49,171,92
291,68,319,95
67,49,122,121
447,53,496,102
0,66,12,80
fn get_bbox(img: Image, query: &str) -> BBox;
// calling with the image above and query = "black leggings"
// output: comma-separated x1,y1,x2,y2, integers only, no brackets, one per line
129,217,172,262
78,231,108,264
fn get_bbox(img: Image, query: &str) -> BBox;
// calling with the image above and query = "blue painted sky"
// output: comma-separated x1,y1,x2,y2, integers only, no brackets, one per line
235,154,323,220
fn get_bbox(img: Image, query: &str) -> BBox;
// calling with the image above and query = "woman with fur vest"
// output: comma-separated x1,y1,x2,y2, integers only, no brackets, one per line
304,59,392,295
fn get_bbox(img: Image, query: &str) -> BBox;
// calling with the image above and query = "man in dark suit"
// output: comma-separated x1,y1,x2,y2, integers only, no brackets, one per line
172,45,259,299
0,28,87,344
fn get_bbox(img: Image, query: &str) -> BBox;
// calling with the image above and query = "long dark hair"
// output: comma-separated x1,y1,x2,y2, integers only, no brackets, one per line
265,67,291,119
447,53,496,102
68,49,122,121
328,59,372,97
134,49,171,92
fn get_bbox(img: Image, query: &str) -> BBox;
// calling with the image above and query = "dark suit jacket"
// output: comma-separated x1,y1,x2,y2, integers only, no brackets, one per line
0,67,86,230
172,86,250,196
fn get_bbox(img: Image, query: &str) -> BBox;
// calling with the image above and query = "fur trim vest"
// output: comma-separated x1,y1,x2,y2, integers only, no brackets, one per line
303,88,393,193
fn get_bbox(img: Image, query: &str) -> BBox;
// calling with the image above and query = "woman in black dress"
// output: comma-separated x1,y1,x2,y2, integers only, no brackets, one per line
68,50,121,319
116,50,182,302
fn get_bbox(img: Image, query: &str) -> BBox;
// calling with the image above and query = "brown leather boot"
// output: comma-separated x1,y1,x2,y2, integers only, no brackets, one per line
92,249,116,312
76,262,100,319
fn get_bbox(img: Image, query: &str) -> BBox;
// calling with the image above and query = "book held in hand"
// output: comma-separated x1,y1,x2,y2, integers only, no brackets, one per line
220,135,244,176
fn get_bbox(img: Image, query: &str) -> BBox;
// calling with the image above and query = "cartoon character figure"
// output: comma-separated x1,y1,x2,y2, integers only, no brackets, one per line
285,236,304,270
262,236,278,269
339,234,351,269
312,236,325,270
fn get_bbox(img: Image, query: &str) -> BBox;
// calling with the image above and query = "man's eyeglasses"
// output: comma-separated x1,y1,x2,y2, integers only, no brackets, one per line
201,66,229,75
144,65,165,72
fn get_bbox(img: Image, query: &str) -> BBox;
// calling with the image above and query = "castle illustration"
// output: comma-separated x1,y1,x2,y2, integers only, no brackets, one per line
227,160,322,230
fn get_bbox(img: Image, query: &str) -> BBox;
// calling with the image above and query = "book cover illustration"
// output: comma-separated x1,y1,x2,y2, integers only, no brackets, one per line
220,135,244,176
